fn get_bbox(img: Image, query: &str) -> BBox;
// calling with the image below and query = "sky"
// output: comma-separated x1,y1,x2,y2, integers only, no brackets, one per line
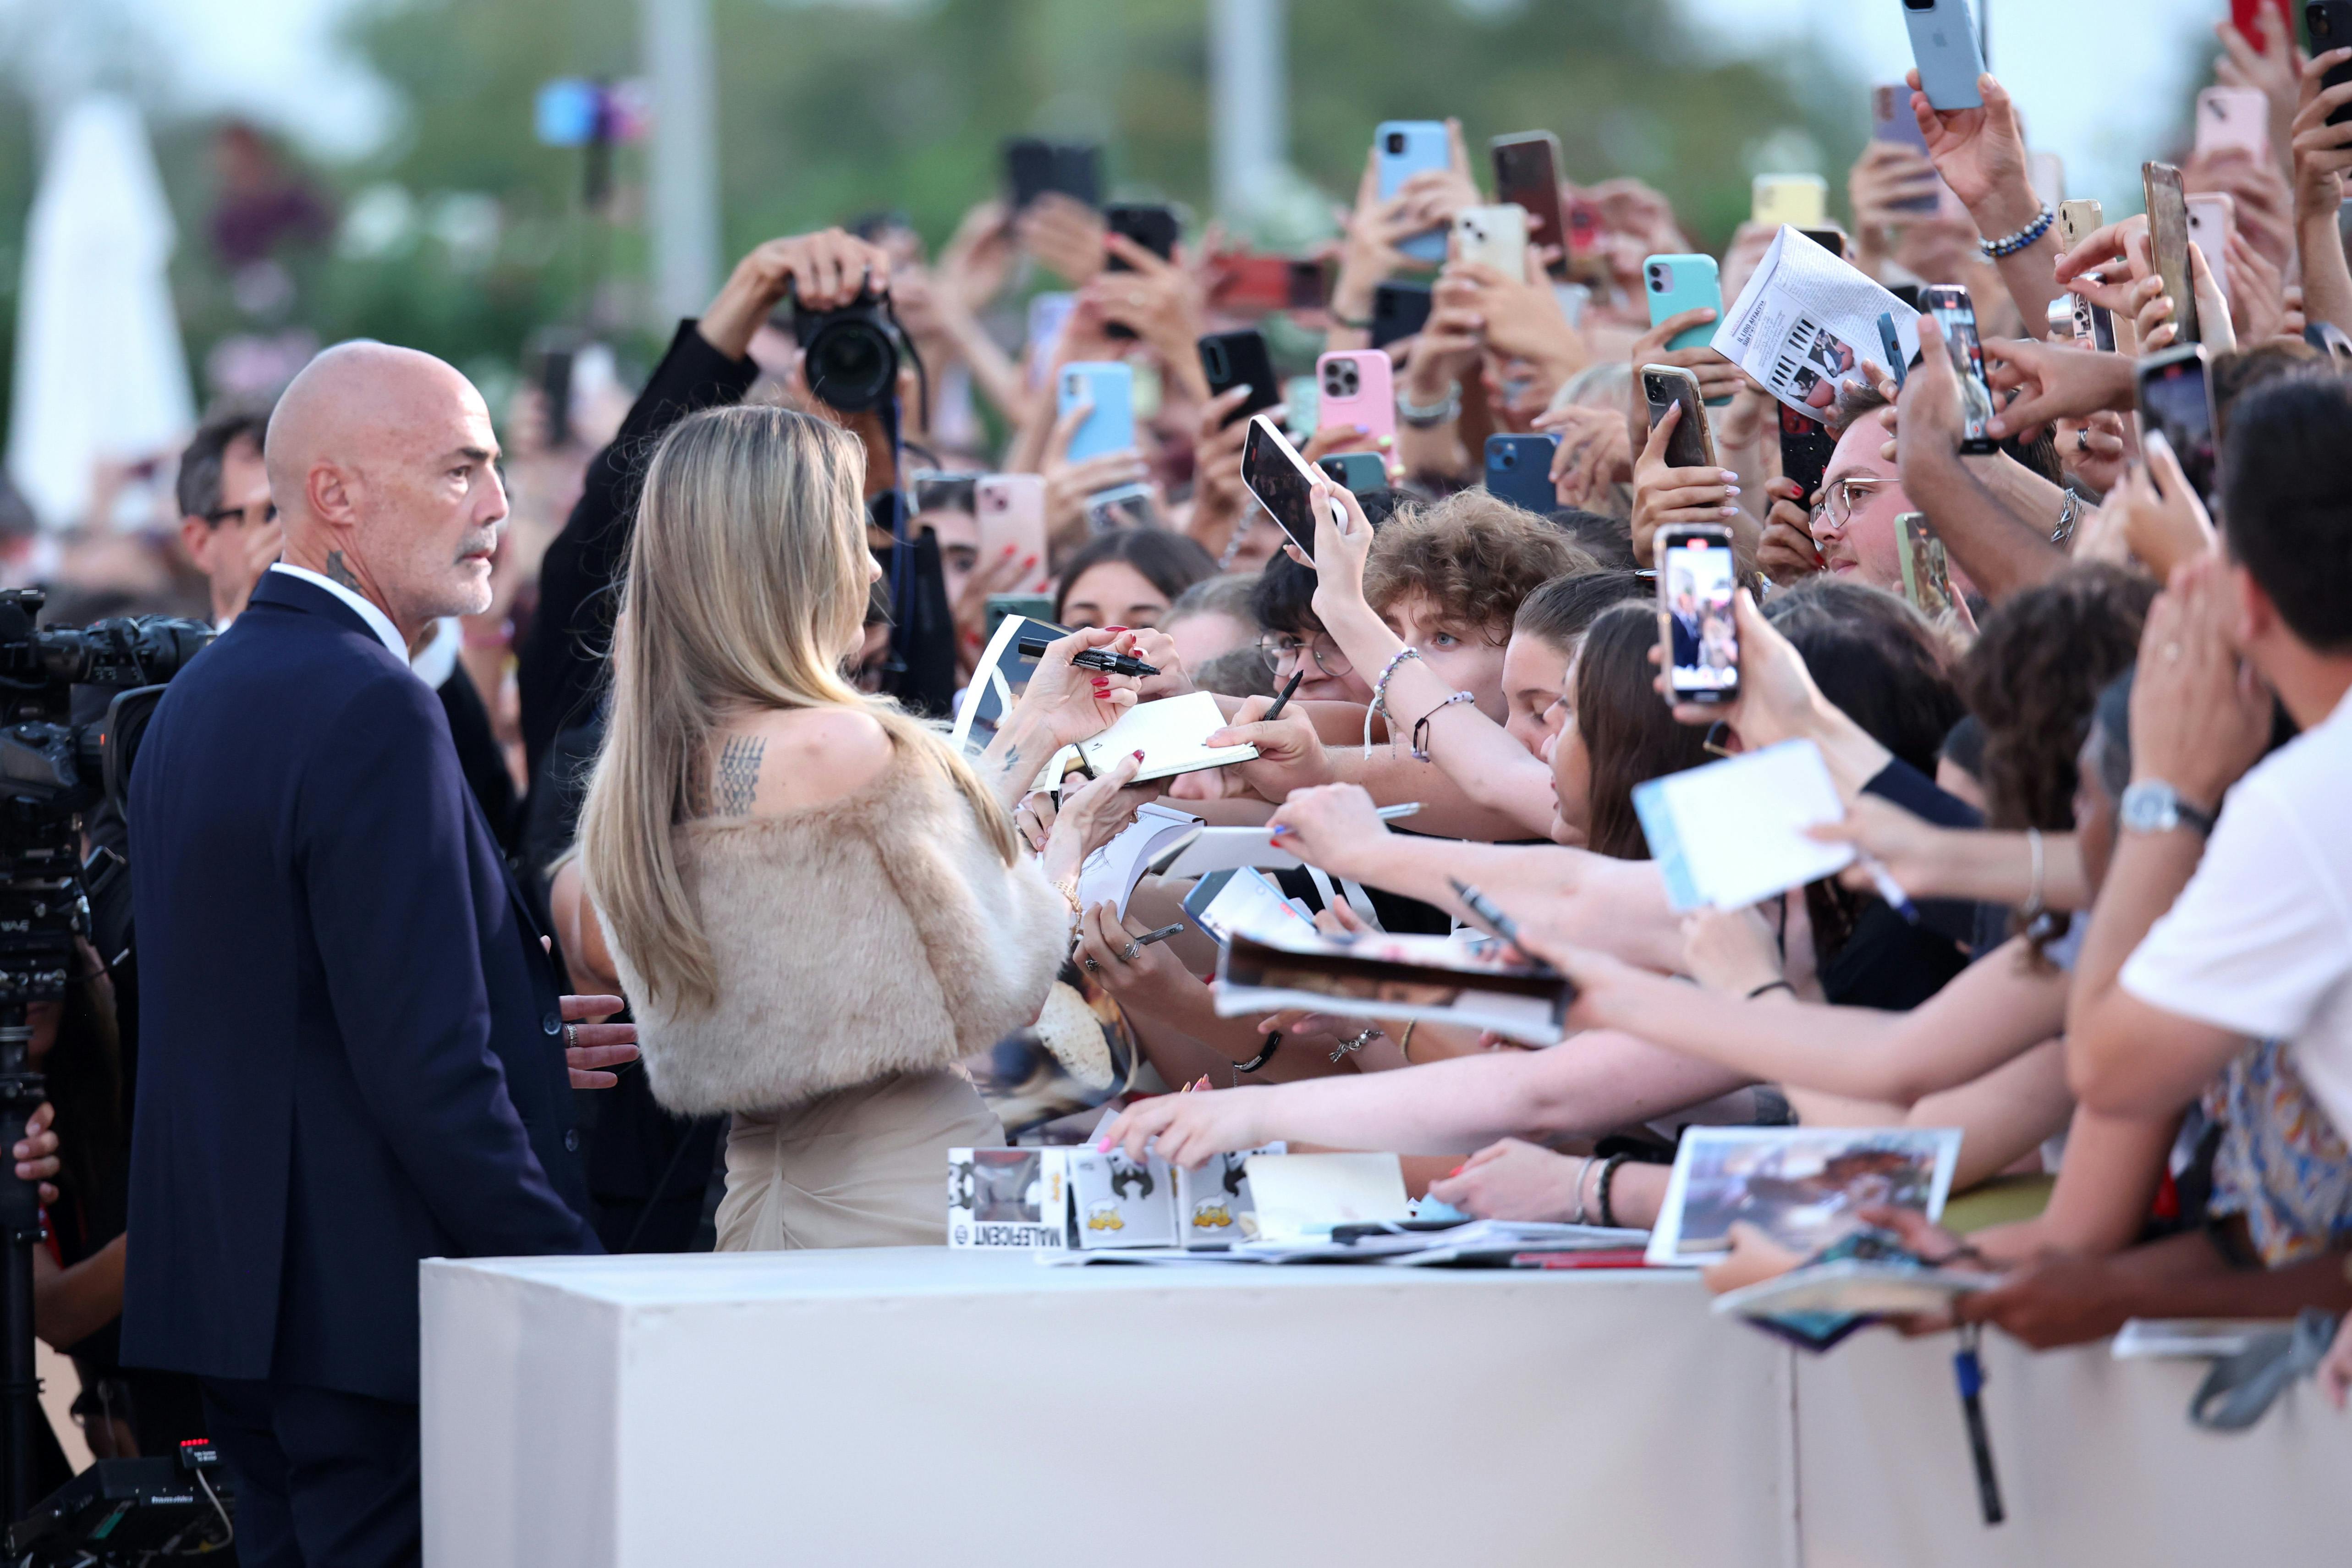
9,0,2238,214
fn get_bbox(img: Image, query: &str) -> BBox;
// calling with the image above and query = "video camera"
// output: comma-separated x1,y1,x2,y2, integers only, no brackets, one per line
0,589,214,1550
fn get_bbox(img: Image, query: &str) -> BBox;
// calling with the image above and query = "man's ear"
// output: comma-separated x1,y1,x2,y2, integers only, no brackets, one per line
2230,557,2274,648
308,461,357,530
178,516,215,573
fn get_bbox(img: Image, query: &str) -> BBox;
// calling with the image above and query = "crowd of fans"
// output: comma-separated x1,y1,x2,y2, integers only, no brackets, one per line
15,6,2352,1484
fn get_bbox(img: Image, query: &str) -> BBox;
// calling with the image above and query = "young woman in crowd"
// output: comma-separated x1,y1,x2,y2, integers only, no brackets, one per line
1052,527,1220,632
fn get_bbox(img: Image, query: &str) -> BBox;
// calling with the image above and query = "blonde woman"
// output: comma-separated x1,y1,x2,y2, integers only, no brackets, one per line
577,404,1137,1250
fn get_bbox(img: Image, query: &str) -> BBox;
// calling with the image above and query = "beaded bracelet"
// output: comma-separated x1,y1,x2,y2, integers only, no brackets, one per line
1364,647,1422,756
1595,1151,1632,1230
1979,204,2055,260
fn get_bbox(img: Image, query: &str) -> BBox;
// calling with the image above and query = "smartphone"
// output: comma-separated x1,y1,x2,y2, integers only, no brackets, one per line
2313,5,2352,128
1878,312,1908,386
1371,282,1434,349
1207,253,1328,314
1566,197,1606,283
1025,292,1076,389
1241,414,1338,554
1656,525,1740,705
985,593,1058,648
2186,192,2236,308
2137,344,2219,501
1902,0,1986,112
975,475,1051,594
1800,226,1852,261
1645,254,1722,354
1315,350,1396,446
1484,434,1561,513
2057,199,2117,352
1453,204,1529,281
1058,362,1137,462
1752,174,1828,229
1893,512,1957,619
1641,365,1719,471
1920,284,1998,455
1004,138,1100,209
2143,161,2202,347
2237,0,2296,43
1319,452,1389,495
1491,131,1569,280
1104,202,1178,267
1375,120,1451,264
2196,87,2273,161
533,341,575,448
1199,331,1282,429
1777,404,1837,505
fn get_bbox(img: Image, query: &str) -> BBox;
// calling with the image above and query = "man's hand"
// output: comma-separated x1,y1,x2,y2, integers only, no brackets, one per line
1955,1251,2131,1349
1981,335,2136,439
2291,49,2352,220
1907,67,2037,231
2128,554,2273,815
698,229,894,360
1895,313,1967,463
560,995,640,1089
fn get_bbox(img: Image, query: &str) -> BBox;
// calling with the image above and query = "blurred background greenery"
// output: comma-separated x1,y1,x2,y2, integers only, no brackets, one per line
0,0,1873,417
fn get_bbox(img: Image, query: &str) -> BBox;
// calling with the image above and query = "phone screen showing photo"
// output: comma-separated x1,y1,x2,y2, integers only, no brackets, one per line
2139,357,2218,498
1659,530,1739,702
1923,287,1996,451
1241,417,1324,554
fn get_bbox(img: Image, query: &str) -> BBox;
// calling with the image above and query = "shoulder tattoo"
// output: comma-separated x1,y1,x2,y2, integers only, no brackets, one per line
713,735,765,816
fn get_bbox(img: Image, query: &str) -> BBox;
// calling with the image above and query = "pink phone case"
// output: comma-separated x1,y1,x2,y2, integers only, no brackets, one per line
2185,194,2236,306
2194,88,2271,161
975,474,1050,594
1313,350,1396,448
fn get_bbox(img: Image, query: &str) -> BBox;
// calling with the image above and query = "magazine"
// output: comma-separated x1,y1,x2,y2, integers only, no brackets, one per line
1211,919,1575,1045
1714,226,1922,419
1645,1125,1962,1267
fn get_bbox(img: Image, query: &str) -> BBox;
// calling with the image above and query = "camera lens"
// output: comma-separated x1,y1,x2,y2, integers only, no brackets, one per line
1648,263,1669,291
1203,342,1227,380
1385,133,1406,155
805,317,896,413
2319,9,2335,36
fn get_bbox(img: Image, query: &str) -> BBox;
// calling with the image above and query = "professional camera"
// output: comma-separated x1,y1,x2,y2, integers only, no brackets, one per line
791,282,911,413
0,589,214,1551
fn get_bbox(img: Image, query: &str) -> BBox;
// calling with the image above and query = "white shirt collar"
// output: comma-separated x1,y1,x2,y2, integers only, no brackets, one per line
269,562,409,665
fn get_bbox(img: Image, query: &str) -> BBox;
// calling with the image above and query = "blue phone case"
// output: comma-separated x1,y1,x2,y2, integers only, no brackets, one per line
1903,0,1985,112
1057,363,1136,462
1376,121,1451,264
1644,255,1729,406
1483,434,1560,513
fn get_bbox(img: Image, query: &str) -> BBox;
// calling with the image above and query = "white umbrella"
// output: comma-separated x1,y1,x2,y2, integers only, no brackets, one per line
5,93,197,529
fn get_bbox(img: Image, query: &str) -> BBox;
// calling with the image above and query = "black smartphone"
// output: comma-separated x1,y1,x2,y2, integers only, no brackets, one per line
1799,226,1852,261
2136,344,2219,500
1777,403,1837,505
1889,283,1924,312
2313,5,2352,125
1491,131,1570,281
1920,284,1999,455
1656,525,1740,705
1103,203,1179,341
1371,282,1434,350
1318,453,1389,495
1640,365,1718,470
535,344,574,449
1198,330,1283,427
1004,138,1101,209
1484,434,1561,513
1241,414,1333,554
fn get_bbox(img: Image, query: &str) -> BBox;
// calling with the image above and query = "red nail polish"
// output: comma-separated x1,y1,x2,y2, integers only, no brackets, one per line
1132,749,1145,760
1446,1164,1466,1177
1105,626,1127,633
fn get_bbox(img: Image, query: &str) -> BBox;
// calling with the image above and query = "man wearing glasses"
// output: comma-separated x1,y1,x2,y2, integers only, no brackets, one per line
1808,398,1977,601
176,406,285,628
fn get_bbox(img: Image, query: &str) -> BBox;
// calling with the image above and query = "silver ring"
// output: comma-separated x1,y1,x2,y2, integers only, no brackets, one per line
1082,956,1100,973
1119,941,1141,963
2076,429,2091,453
564,1022,578,1051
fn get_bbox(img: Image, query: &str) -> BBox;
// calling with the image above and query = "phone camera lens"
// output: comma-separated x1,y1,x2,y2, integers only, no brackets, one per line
1385,133,1407,155
1499,450,1515,468
1648,263,1669,290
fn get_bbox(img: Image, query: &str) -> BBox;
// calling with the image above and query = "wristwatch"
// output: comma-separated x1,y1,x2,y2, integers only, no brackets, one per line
2119,780,2215,838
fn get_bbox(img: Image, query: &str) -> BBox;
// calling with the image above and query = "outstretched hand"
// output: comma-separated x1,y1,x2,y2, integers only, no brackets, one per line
560,995,640,1089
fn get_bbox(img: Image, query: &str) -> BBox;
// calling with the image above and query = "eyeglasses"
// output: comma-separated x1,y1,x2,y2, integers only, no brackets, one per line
1821,474,1898,529
203,499,278,530
1256,633,1353,679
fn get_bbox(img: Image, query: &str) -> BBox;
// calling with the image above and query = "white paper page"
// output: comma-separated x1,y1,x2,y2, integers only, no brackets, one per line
1077,803,1203,916
1160,825,1304,879
1076,691,1258,783
1244,1153,1412,1245
1649,740,1855,912
1715,227,1921,419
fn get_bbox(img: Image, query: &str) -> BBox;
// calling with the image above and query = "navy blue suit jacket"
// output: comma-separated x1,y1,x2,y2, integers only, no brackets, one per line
122,572,599,1403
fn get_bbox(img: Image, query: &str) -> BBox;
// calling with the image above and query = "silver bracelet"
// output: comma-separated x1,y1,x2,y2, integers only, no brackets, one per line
1397,381,1462,429
2050,489,2081,547
1329,1026,1382,1064
2022,827,2047,923
1570,1155,1594,1226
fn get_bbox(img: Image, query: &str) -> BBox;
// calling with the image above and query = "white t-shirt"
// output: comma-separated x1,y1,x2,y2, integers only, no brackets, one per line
2121,686,2352,1140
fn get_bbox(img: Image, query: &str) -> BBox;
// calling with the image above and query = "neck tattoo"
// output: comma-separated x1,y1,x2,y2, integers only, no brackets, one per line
324,550,363,592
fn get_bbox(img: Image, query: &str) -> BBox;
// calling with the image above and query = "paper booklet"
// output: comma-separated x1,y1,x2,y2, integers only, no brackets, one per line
1029,690,1260,792
1713,226,1921,420
1711,1259,1999,1352
1633,739,1855,913
1211,919,1575,1046
1077,802,1205,918
1645,1125,1962,1268
1157,824,1304,880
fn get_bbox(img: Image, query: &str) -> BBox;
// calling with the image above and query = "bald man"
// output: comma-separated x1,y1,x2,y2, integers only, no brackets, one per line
121,342,636,1568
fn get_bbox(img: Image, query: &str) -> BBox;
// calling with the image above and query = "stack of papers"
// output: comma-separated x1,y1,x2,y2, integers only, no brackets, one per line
1077,802,1204,917
1033,690,1259,790
1039,1219,1650,1268
1212,921,1573,1045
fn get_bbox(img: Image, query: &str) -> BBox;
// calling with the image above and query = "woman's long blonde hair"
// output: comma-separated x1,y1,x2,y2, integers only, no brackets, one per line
577,404,1017,1013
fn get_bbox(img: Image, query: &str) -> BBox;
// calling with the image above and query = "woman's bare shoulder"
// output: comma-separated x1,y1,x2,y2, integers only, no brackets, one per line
711,706,896,817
